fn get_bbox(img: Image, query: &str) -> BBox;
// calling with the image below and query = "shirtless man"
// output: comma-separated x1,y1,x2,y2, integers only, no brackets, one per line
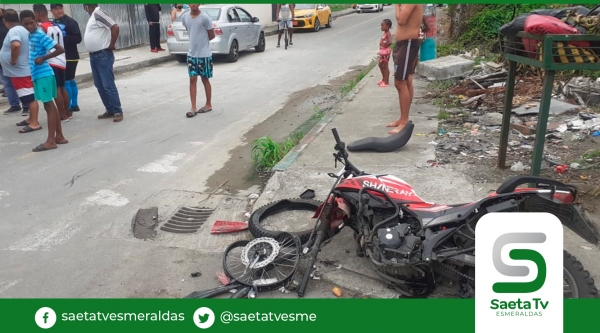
387,4,423,135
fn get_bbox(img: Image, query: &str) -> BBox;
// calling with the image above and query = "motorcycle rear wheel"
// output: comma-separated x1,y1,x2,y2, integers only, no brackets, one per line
563,250,598,298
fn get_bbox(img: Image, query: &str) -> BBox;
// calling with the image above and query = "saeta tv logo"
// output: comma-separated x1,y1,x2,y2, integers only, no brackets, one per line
475,213,563,333
492,232,547,294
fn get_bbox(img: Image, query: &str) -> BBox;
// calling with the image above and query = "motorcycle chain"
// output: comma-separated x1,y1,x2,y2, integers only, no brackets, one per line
440,261,474,283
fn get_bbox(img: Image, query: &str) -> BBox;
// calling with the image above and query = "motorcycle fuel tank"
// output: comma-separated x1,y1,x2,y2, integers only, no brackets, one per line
336,175,430,204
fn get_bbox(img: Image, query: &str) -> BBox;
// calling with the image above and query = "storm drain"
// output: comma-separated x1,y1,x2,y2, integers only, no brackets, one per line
160,207,215,234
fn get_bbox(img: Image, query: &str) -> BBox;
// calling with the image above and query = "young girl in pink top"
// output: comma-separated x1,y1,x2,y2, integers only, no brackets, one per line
378,19,393,87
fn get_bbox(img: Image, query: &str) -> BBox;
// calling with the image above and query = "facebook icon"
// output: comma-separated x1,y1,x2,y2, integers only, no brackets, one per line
35,307,56,329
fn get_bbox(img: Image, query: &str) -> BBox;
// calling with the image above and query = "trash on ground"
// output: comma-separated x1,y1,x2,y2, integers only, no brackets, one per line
332,286,343,298
210,220,248,234
191,272,202,278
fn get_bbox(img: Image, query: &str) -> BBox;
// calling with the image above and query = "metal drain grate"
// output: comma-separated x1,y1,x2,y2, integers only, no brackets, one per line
160,207,215,234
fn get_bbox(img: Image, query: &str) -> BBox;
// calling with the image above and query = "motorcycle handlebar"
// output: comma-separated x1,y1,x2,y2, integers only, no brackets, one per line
332,128,342,147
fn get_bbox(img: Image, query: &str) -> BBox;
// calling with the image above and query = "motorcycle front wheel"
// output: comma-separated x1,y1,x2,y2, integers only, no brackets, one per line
563,250,598,298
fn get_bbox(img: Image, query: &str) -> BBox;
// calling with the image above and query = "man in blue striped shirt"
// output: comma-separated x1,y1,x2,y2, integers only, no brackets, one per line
21,10,68,152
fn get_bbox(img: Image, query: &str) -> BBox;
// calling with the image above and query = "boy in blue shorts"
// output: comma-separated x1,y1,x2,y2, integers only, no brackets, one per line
21,10,67,152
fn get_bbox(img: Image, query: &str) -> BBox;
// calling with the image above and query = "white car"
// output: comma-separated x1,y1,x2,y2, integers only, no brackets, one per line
356,4,384,13
166,4,265,63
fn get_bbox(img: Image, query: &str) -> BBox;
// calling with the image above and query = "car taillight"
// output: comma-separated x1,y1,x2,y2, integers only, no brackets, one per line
213,23,223,35
167,24,174,36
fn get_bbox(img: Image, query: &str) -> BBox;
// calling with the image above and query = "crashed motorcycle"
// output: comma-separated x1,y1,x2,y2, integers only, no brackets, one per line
249,127,600,298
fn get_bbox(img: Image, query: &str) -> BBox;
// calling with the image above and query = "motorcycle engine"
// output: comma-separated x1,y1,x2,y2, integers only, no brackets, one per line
377,224,422,262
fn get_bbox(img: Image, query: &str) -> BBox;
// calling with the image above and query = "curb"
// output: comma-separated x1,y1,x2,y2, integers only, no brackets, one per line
75,54,175,85
271,59,377,172
264,9,355,37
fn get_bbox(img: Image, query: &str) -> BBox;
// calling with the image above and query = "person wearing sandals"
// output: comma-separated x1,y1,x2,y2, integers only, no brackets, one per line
0,9,41,132
21,10,68,152
182,4,215,118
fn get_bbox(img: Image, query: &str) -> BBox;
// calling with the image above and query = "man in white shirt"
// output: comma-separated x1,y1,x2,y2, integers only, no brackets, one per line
83,4,123,122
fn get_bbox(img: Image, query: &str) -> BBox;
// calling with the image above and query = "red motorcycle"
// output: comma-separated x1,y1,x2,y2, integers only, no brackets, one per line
249,127,600,298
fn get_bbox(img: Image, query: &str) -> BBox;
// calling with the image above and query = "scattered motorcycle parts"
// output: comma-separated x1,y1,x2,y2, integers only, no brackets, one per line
248,199,322,244
300,189,316,199
210,220,248,234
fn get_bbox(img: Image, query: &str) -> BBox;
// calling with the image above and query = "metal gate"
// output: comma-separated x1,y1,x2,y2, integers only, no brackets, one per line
70,4,174,53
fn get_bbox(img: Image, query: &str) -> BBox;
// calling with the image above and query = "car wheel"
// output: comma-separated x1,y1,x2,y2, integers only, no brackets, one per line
175,54,187,63
380,5,384,11
325,15,332,28
313,18,320,32
255,32,265,52
227,40,239,63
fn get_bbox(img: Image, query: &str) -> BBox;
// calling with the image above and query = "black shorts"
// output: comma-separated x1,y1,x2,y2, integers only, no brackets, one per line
392,39,421,81
52,67,66,87
65,60,78,81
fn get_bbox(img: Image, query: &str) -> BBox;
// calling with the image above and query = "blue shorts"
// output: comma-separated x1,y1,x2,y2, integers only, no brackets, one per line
187,56,213,79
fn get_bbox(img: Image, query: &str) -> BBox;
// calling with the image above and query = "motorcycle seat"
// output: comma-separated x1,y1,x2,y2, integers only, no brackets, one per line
347,121,414,153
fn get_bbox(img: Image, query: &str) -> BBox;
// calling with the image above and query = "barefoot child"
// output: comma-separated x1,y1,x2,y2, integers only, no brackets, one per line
377,19,392,87
21,10,68,152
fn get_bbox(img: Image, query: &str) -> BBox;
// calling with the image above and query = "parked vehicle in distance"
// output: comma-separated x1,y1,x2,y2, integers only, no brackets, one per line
292,4,332,32
166,4,265,63
356,4,384,13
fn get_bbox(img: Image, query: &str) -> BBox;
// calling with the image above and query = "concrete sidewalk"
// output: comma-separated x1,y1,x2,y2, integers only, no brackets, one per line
251,63,486,298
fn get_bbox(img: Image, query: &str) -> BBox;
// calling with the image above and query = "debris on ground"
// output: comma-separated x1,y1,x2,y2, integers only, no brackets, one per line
210,220,248,234
332,286,343,298
217,271,231,285
191,272,202,278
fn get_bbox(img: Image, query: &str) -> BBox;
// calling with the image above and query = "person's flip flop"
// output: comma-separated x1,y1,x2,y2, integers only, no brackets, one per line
19,125,42,133
16,120,30,126
186,110,198,118
32,144,57,152
198,107,212,113
56,140,69,145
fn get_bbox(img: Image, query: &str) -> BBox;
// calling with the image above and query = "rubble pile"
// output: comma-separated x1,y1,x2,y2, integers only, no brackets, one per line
431,107,600,182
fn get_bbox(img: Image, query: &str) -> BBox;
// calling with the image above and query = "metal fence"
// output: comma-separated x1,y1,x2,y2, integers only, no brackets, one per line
70,4,174,52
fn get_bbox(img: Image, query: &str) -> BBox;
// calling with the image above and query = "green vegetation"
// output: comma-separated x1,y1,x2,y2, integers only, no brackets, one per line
251,133,303,170
341,60,377,95
329,4,353,12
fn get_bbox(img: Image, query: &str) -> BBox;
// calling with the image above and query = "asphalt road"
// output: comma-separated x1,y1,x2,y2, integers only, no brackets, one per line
0,10,394,298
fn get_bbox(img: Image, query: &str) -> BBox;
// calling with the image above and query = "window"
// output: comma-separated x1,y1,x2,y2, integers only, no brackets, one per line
227,8,240,22
236,8,252,22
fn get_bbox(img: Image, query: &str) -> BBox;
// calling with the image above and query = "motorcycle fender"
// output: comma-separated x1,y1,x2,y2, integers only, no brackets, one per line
521,195,599,246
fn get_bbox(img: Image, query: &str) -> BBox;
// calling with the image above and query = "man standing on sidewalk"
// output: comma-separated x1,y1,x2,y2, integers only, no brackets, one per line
51,4,82,113
0,8,29,116
182,4,214,118
145,4,165,53
387,4,423,135
83,4,123,122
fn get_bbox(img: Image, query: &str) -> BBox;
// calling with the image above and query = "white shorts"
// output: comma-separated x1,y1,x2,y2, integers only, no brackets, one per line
278,19,292,30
